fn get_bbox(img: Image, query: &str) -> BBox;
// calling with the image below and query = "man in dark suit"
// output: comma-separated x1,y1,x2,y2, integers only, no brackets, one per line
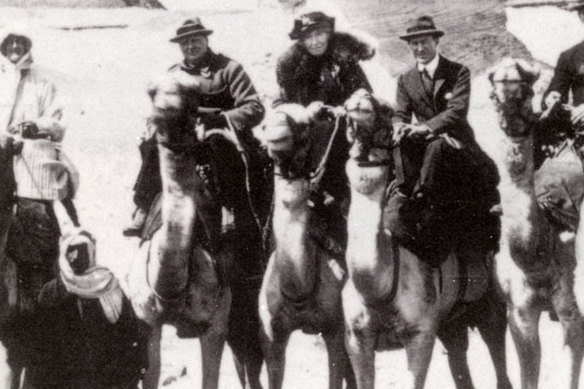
385,16,498,264
543,5,584,125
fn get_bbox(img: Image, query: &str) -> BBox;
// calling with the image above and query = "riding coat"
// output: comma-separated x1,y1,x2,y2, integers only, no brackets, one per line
274,32,374,207
0,42,68,201
133,49,265,213
168,49,264,142
274,31,374,107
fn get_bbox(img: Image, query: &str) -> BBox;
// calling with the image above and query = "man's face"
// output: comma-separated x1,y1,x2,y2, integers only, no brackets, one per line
408,35,439,65
66,243,90,275
4,35,28,64
179,35,209,66
301,26,331,57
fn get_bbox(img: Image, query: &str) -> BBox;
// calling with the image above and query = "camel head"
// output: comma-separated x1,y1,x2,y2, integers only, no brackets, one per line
488,58,539,138
147,71,200,146
264,104,312,179
344,89,393,195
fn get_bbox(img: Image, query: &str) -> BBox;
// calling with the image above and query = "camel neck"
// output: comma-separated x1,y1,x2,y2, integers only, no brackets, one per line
272,175,318,300
498,133,547,266
345,160,395,302
152,144,196,298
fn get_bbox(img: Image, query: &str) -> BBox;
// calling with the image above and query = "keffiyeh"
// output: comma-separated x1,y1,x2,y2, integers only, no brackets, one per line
59,230,124,324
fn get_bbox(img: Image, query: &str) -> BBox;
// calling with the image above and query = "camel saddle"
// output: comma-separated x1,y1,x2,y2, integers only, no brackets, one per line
535,142,584,232
395,245,490,305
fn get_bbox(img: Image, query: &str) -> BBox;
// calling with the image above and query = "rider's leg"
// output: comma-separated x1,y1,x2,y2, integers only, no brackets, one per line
124,136,161,236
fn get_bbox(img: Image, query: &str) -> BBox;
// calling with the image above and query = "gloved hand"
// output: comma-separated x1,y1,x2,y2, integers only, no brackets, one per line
201,112,228,130
544,91,561,110
19,121,39,139
306,101,326,121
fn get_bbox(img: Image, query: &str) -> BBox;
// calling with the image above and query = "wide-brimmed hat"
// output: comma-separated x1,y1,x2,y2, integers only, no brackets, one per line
399,16,444,41
170,18,213,43
289,11,335,40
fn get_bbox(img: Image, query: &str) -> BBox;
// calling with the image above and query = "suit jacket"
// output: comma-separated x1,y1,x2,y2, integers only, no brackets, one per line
392,55,475,146
544,40,584,107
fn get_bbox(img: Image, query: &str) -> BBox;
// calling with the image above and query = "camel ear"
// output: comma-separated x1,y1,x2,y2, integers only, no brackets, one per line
146,79,158,101
515,59,540,86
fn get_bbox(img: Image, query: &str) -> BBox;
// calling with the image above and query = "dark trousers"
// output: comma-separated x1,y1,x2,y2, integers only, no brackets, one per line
132,134,271,229
133,136,161,212
386,136,500,264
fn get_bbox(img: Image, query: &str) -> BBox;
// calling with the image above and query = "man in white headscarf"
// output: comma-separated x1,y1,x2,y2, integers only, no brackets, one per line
11,229,150,389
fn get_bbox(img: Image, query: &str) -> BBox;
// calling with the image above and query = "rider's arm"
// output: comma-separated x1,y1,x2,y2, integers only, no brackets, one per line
222,60,265,133
392,74,413,127
35,79,66,142
543,50,572,109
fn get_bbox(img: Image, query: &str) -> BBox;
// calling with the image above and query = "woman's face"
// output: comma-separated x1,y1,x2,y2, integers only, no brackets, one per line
301,26,331,57
4,35,28,64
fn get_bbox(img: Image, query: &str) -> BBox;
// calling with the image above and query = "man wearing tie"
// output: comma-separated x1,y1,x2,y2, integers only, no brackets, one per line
386,15,499,264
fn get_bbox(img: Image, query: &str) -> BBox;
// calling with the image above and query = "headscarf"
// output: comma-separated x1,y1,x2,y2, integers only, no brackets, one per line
0,27,34,133
58,229,124,324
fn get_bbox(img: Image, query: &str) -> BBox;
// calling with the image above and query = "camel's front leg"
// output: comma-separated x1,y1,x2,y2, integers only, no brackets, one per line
260,328,290,389
200,329,227,389
343,282,375,389
476,304,513,389
437,324,474,389
404,331,437,389
323,329,356,389
142,324,162,389
553,293,584,389
345,324,375,389
508,306,541,389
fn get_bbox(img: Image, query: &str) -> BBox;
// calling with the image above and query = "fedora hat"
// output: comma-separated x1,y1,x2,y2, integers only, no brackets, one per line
170,18,213,43
289,11,335,40
399,16,444,41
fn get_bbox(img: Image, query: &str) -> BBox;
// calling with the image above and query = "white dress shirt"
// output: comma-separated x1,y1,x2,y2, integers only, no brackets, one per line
417,54,440,79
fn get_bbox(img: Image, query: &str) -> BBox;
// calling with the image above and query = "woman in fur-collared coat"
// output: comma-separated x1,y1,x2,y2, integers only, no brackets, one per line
274,12,374,108
273,11,376,250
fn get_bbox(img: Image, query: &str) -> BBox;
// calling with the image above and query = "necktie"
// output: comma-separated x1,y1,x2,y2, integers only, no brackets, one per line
421,68,434,95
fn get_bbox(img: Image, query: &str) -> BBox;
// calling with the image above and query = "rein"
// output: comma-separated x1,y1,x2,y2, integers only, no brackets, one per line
309,113,344,190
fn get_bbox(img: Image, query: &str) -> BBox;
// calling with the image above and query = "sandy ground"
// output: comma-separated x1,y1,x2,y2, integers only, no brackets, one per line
0,1,579,388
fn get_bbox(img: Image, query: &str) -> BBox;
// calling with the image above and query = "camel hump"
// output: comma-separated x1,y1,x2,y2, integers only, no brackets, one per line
535,145,584,232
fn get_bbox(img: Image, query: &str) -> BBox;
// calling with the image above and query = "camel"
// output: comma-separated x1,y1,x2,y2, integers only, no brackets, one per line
0,135,20,389
127,72,265,389
489,58,584,389
258,104,356,389
341,89,512,389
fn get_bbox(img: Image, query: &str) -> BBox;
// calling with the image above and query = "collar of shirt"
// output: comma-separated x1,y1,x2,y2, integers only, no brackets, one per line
417,54,440,79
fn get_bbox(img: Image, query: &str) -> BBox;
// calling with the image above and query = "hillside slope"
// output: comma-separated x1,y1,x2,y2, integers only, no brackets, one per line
336,0,532,76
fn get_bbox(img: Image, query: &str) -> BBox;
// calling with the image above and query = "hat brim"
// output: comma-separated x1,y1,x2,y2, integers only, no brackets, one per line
399,30,444,41
170,29,213,43
289,19,334,40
